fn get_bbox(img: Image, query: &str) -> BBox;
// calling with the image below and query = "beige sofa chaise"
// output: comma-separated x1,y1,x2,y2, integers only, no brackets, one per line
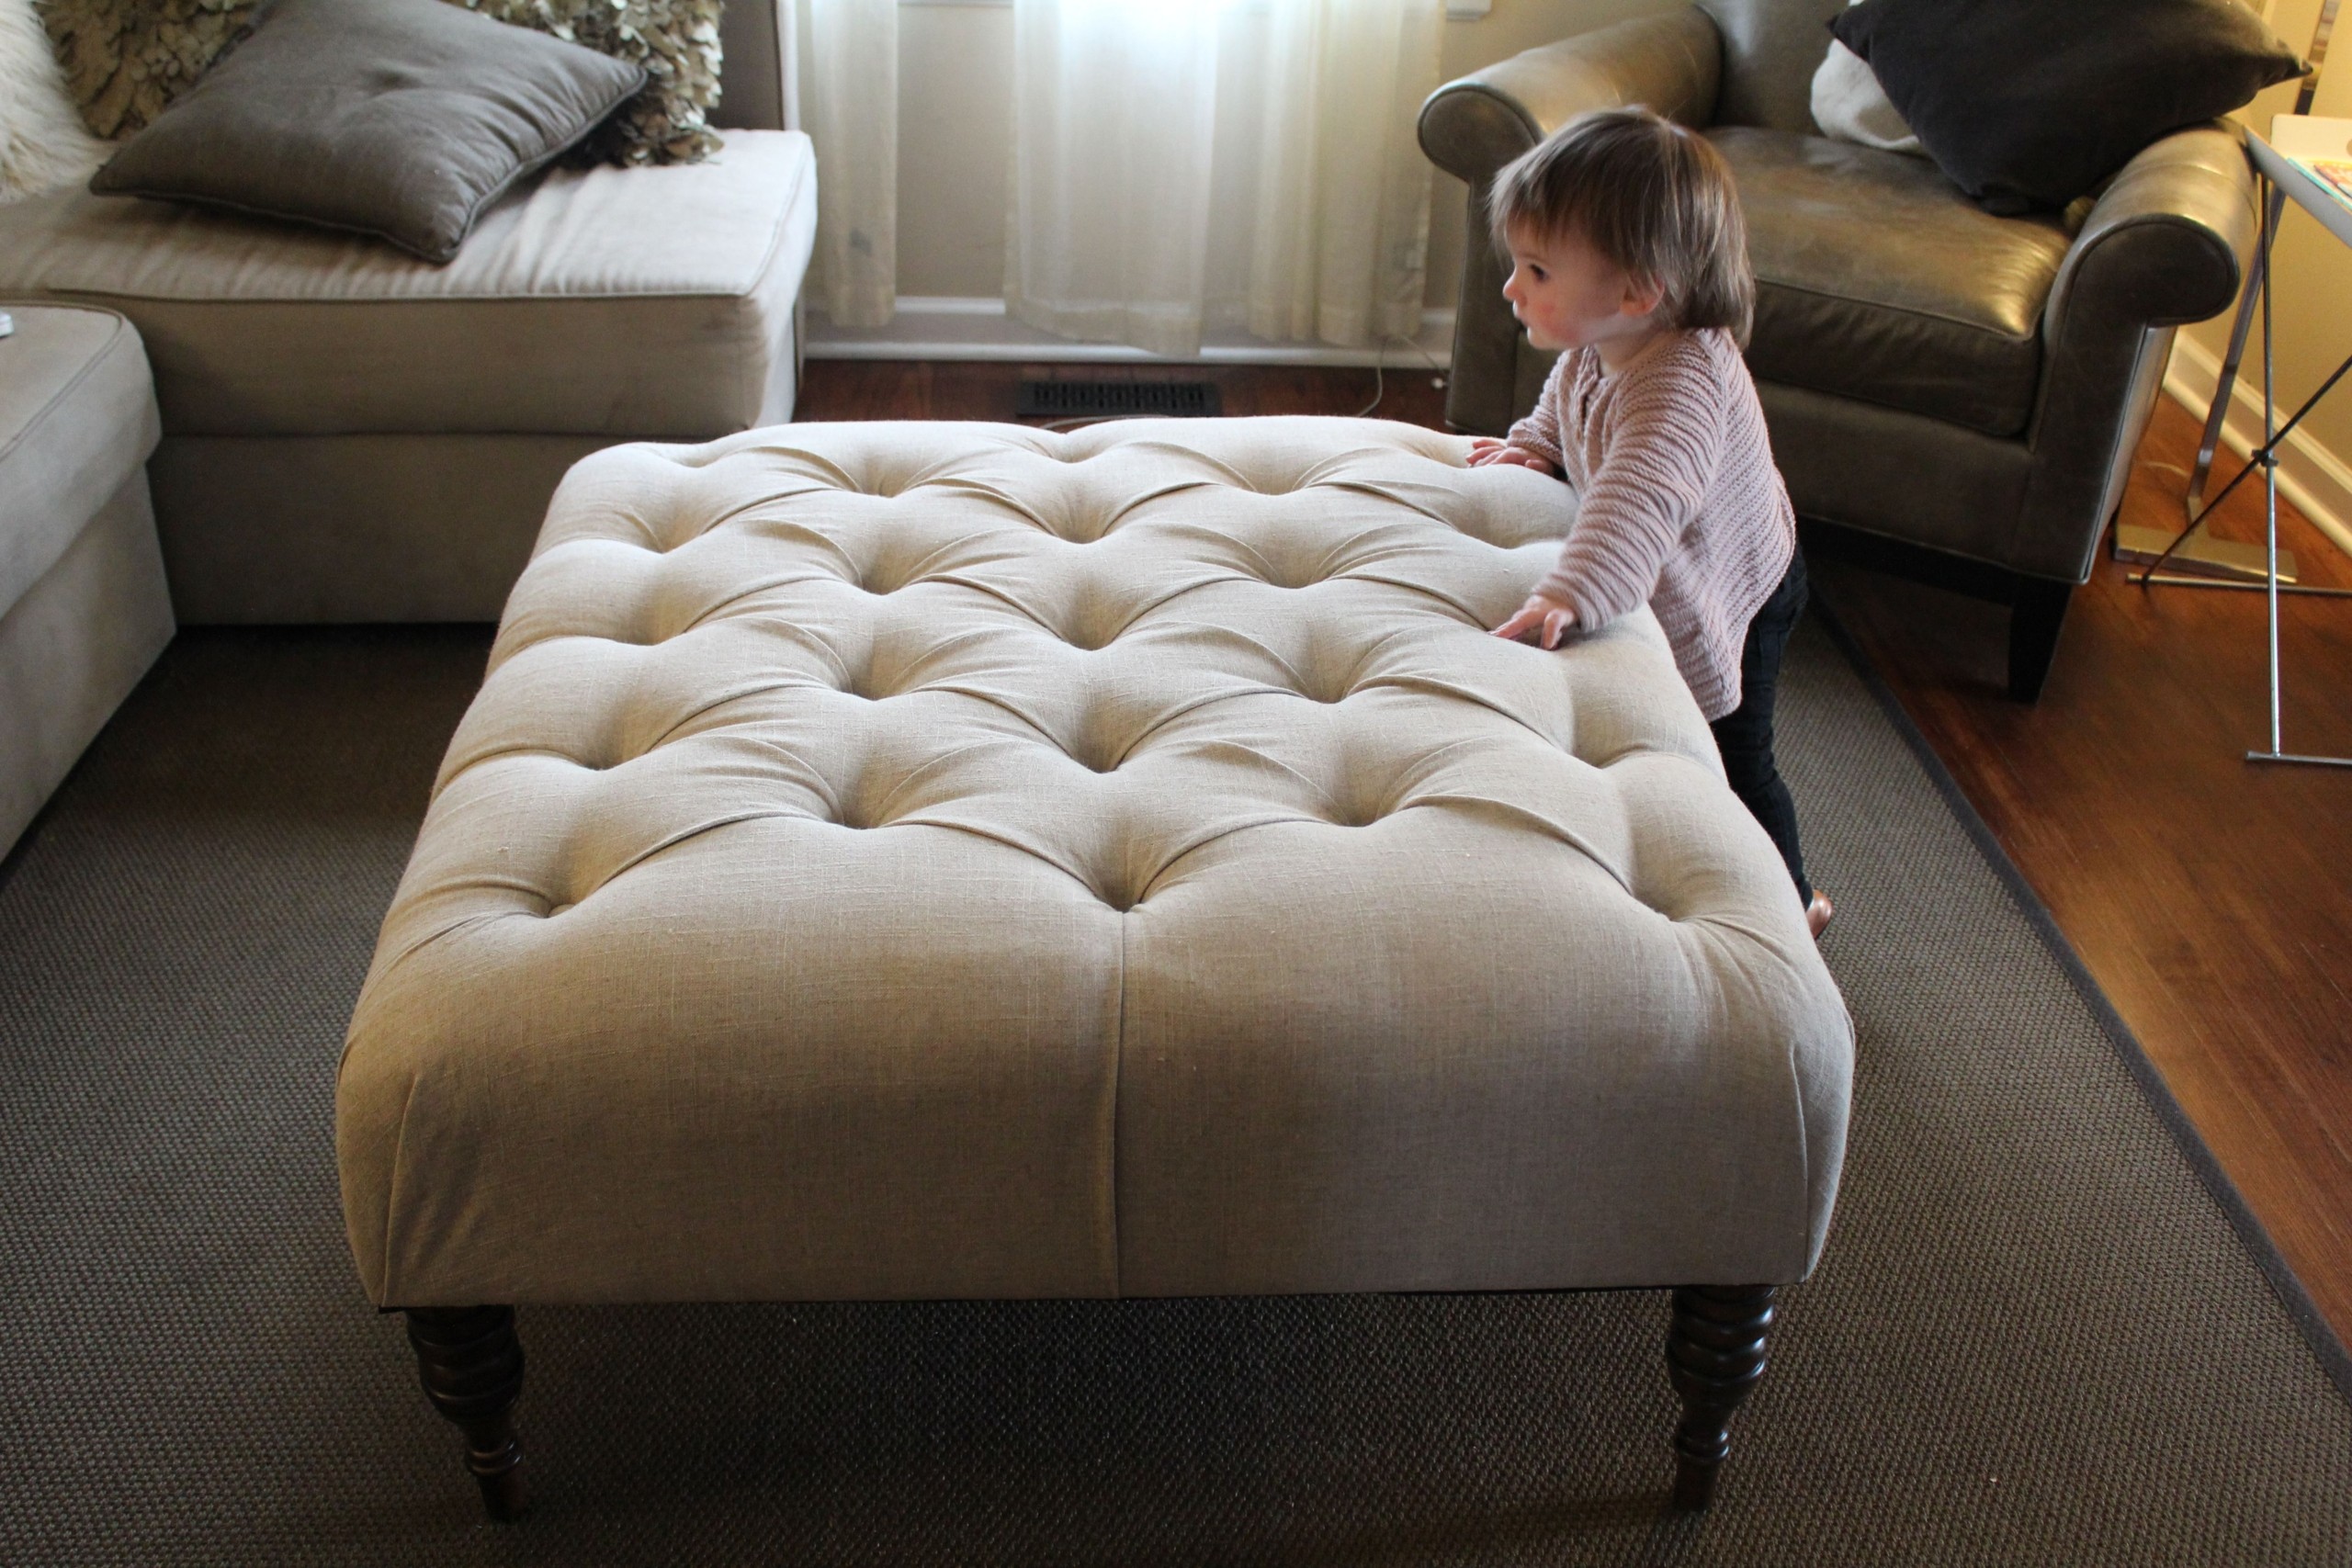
0,2,812,626
0,305,175,860
340,417,1856,1518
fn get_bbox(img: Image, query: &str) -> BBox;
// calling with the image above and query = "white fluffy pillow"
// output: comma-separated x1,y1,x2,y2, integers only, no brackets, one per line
0,0,107,202
1810,5,1923,156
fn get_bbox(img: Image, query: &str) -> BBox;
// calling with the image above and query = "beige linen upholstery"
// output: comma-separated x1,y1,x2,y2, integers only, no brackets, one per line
148,434,614,623
0,305,174,857
0,129,816,623
0,306,158,610
0,132,813,437
339,418,1853,1308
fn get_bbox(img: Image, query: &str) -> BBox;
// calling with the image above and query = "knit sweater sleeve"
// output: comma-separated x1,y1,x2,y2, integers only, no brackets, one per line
1537,342,1722,627
1501,355,1570,471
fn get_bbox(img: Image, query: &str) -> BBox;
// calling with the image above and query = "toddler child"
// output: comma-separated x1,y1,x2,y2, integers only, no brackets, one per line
1473,107,1831,938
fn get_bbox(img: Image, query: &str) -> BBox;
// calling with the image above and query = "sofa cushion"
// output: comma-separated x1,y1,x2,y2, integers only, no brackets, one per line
92,0,648,265
1712,126,2077,438
0,130,815,439
0,305,161,612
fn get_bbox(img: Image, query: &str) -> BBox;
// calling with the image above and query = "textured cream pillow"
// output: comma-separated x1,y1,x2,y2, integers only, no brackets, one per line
1,0,109,198
446,0,723,164
1809,2,1922,156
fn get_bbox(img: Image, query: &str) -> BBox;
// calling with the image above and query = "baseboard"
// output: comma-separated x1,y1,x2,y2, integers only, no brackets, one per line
2164,333,2352,559
806,295,1457,371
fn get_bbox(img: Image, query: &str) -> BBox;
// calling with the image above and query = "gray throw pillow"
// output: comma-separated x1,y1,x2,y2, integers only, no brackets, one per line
89,0,647,264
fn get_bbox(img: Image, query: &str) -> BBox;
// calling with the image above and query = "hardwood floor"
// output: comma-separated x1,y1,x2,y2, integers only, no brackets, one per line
1812,397,2352,1351
798,360,2352,1348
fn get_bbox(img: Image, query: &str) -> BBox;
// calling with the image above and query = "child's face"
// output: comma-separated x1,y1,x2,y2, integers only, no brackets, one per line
1500,224,1667,361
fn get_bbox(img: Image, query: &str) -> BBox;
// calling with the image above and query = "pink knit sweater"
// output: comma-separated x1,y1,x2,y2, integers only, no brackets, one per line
1505,328,1795,720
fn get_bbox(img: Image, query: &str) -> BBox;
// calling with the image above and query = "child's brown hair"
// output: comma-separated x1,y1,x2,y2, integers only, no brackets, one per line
1487,107,1754,345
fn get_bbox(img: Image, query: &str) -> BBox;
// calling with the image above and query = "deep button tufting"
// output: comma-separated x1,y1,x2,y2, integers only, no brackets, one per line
1060,734,1122,775
347,424,1860,1315
836,652,889,702
1292,668,1355,705
1050,606,1130,652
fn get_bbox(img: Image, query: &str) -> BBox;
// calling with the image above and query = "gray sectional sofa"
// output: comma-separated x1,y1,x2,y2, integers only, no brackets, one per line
0,0,812,857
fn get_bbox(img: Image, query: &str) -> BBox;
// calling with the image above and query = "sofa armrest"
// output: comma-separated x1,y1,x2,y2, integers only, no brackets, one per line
2018,123,2258,579
2043,123,2258,343
1418,10,1723,186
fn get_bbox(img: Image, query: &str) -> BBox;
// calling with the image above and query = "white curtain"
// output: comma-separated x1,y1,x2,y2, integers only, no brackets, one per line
1006,0,1444,357
802,0,899,328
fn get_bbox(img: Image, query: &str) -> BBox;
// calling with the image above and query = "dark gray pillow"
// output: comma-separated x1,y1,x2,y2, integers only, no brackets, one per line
1831,0,2302,214
90,0,647,264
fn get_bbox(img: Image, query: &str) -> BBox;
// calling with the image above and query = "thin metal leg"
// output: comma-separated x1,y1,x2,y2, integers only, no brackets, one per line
2265,224,2283,761
2240,174,2352,769
2188,191,2277,517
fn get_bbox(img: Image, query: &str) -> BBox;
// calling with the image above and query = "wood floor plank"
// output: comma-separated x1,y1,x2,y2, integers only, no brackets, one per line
798,359,2352,1349
1814,397,2352,1348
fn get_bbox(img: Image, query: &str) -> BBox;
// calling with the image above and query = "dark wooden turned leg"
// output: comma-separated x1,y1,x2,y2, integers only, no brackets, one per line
1664,1283,1776,1512
404,1305,528,1522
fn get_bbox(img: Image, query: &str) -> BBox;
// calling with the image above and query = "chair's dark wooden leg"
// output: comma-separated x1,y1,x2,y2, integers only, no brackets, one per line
1665,1283,1777,1512
2007,578,2075,704
404,1305,528,1522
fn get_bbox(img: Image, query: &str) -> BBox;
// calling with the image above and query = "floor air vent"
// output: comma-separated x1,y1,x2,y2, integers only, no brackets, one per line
1016,380,1222,421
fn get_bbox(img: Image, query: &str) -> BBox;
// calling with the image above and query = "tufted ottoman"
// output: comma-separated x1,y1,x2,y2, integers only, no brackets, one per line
338,417,1853,1518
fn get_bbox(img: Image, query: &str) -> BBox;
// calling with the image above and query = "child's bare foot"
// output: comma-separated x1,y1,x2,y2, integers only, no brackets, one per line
1806,890,1834,940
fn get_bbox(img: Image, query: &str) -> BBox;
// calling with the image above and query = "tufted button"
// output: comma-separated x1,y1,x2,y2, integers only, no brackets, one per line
837,657,888,702
1298,679,1352,706
1053,615,1125,652
1062,739,1120,775
401,423,1749,1032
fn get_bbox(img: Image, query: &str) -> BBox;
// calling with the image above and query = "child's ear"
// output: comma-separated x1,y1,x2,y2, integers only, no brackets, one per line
1623,274,1667,319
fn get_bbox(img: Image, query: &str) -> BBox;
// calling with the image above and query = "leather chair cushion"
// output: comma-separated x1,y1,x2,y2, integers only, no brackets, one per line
336,418,1854,1306
1712,127,2079,437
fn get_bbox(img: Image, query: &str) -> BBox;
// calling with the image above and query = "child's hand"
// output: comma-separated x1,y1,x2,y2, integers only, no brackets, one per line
1492,592,1577,649
1465,439,1558,475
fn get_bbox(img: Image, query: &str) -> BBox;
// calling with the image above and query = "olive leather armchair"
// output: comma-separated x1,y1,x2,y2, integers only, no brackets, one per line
1419,0,2260,699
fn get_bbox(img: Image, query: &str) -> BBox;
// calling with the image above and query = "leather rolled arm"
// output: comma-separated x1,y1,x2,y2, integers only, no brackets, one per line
2018,123,2259,580
2043,122,2258,341
1418,10,1723,184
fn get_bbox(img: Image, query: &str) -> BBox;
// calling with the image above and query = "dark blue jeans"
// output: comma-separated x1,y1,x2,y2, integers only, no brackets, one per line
1709,549,1812,908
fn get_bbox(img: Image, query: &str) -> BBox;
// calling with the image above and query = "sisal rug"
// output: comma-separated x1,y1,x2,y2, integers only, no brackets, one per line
0,618,2346,1565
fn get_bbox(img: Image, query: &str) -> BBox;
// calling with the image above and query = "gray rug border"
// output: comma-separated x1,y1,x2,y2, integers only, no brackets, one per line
4,621,2347,1410
1808,599,2352,1407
